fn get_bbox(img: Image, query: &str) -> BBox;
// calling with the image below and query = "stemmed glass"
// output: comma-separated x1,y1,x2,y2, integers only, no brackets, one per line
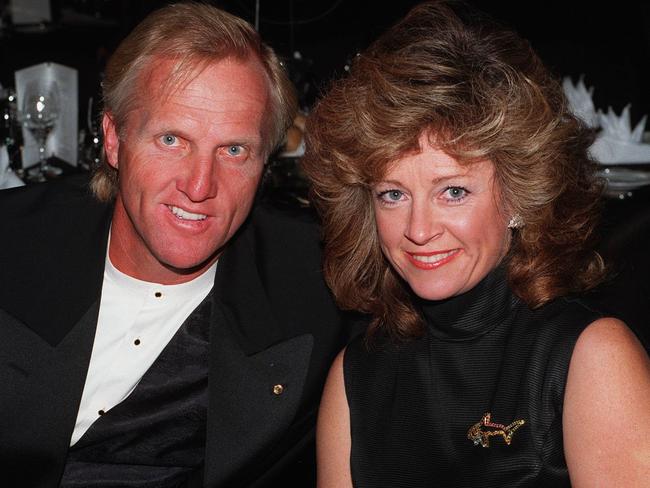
19,80,61,181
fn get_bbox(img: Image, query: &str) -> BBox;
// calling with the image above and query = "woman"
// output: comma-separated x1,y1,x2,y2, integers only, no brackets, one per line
301,1,650,486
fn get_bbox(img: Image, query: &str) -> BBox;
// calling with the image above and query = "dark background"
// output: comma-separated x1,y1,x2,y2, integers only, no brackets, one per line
1,1,649,349
2,0,650,127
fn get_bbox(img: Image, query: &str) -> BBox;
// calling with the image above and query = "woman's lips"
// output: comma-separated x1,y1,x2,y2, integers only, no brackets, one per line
405,249,461,269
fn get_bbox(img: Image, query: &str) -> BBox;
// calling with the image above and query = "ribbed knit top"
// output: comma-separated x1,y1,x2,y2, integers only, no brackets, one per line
344,267,600,487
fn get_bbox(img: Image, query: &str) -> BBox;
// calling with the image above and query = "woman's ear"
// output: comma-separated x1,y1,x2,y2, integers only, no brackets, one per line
102,112,120,169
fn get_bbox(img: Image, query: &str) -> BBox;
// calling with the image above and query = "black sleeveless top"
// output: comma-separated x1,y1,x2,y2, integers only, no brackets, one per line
344,268,600,487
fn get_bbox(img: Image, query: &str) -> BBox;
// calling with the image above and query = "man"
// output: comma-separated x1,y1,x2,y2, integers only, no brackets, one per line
0,3,352,486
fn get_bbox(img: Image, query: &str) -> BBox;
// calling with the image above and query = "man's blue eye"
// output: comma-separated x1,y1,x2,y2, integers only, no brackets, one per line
161,134,177,146
228,145,242,156
445,186,467,200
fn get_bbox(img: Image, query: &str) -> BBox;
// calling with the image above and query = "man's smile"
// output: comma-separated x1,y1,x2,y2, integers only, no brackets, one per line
167,205,207,221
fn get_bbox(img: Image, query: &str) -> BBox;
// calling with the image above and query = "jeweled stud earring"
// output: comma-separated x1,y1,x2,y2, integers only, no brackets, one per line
508,215,523,229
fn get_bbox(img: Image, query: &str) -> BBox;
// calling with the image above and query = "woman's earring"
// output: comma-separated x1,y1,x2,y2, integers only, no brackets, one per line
508,215,523,229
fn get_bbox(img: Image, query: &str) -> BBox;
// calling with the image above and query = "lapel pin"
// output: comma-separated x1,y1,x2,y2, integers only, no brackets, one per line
467,412,525,447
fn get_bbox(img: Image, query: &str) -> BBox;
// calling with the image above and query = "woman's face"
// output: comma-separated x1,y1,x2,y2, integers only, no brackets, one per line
372,134,511,301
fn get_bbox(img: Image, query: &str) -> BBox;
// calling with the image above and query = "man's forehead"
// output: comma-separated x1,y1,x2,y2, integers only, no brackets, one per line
119,55,270,140
142,55,265,94
132,58,265,117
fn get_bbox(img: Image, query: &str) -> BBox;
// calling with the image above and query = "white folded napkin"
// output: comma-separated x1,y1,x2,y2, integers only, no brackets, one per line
563,76,650,164
0,145,25,190
562,76,599,128
590,105,650,164
590,136,650,165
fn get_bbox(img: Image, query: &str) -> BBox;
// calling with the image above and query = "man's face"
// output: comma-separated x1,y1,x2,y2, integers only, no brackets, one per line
103,57,270,284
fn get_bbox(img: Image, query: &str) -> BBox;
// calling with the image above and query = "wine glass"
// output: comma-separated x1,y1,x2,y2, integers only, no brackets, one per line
19,80,61,181
79,95,102,171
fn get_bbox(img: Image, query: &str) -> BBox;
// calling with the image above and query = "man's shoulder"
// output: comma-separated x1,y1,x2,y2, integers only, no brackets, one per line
1,173,106,219
0,173,111,259
250,200,321,231
0,174,111,343
246,201,323,253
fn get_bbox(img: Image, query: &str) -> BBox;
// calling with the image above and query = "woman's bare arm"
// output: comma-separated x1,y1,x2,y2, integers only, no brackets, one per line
564,317,650,487
316,349,354,488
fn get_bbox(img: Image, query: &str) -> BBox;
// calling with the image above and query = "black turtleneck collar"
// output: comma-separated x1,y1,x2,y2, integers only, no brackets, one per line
414,265,517,341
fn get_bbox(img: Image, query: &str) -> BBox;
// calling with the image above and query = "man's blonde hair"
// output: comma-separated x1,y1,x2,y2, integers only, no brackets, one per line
91,1,297,201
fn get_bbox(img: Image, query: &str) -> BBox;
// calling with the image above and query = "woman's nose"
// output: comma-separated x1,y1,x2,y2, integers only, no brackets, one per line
404,201,443,245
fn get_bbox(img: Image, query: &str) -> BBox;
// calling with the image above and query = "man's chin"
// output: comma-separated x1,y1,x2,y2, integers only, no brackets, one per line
158,250,221,278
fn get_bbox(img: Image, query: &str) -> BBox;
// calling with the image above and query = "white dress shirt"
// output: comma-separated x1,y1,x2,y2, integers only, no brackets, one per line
70,249,216,446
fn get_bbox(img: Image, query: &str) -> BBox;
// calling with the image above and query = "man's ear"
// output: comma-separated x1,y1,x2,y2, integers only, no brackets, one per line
102,112,120,169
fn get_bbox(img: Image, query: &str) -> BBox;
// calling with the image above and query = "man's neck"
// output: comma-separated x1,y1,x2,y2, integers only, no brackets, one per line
108,220,219,285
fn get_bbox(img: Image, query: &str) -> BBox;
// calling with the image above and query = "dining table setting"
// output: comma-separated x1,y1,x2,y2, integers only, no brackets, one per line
0,59,102,189
564,76,650,198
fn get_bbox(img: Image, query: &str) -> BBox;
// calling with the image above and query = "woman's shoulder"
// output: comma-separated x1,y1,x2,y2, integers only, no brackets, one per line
344,332,392,373
343,329,429,385
572,316,646,366
505,297,607,392
532,295,603,325
518,296,605,349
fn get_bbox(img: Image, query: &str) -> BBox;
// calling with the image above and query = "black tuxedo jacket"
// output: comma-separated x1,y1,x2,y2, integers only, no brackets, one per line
0,175,356,487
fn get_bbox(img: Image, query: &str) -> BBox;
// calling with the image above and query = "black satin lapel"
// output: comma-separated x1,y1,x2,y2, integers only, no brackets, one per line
0,300,99,487
213,220,280,355
204,301,313,487
0,175,111,346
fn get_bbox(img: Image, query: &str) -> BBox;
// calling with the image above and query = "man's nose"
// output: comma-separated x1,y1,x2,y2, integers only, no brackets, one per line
177,156,217,202
404,201,442,245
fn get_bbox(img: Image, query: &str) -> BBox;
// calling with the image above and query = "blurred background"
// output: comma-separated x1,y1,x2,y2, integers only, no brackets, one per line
1,1,649,346
2,0,650,194
2,0,650,122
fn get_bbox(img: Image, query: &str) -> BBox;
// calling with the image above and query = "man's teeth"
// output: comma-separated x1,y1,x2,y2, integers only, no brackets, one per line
411,250,456,263
168,205,207,221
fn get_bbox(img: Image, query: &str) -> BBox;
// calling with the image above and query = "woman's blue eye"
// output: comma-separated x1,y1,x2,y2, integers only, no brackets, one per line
161,134,177,146
377,189,404,204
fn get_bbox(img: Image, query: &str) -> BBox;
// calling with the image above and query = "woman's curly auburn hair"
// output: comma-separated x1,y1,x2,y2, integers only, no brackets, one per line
301,0,605,339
